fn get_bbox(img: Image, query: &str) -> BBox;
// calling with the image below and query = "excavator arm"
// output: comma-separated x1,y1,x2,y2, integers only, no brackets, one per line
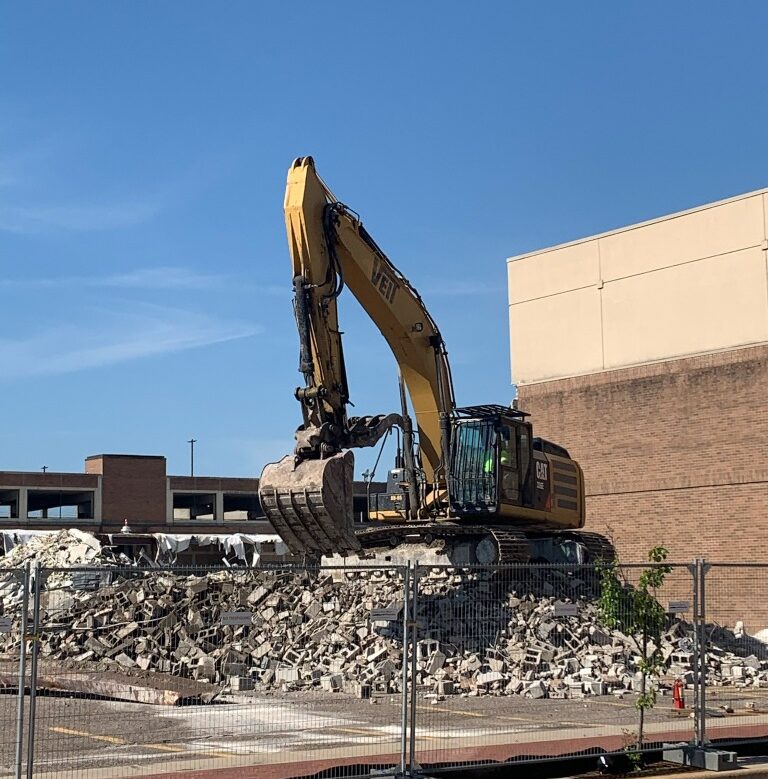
259,157,456,556
285,156,454,475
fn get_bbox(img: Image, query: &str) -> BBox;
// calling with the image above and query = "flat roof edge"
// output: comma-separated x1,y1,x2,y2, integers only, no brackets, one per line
85,454,166,461
506,186,768,264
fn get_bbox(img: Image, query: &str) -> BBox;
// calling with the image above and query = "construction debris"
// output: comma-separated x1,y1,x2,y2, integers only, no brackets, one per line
1,529,115,570
0,538,764,700
0,529,120,604
0,663,219,706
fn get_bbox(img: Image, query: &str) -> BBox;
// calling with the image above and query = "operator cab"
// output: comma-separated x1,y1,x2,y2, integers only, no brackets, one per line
448,404,534,516
369,403,581,527
448,403,583,530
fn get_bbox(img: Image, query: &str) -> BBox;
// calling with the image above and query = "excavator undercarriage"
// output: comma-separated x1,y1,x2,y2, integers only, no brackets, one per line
260,448,615,566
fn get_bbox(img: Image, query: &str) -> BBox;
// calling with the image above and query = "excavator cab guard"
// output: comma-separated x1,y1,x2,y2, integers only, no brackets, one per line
448,405,532,517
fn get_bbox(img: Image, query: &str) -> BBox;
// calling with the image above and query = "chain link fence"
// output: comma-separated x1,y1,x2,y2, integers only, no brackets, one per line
0,565,29,779
701,563,768,748
0,559,763,777
408,562,697,773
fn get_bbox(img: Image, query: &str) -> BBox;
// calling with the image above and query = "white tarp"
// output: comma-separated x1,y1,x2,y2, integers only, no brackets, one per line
152,532,288,564
1,529,289,566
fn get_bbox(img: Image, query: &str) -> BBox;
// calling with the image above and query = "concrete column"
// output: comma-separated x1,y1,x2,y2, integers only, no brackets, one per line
215,492,224,523
166,479,173,524
93,477,102,523
18,488,28,521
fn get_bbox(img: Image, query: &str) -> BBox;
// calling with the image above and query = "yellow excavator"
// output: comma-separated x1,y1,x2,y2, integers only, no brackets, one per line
259,157,612,565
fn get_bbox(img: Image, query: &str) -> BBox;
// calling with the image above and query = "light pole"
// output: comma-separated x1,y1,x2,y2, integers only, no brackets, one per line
362,468,371,523
188,439,197,477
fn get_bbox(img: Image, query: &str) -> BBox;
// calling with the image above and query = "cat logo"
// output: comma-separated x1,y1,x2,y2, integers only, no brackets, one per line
371,257,399,304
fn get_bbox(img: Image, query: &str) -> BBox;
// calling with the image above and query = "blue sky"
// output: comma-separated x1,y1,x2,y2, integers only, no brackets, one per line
2,2,767,478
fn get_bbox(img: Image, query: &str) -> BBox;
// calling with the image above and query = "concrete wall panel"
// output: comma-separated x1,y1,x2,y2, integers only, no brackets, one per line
601,247,768,369
508,239,600,304
509,286,603,383
508,189,768,385
599,194,764,282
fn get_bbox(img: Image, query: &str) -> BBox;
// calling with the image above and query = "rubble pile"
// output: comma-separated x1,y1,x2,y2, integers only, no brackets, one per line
0,546,763,699
0,567,409,693
2,529,114,569
0,530,120,606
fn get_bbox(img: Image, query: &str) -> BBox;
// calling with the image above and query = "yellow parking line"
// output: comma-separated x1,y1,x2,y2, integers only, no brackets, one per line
325,727,390,736
49,726,227,756
418,706,486,718
322,725,443,742
50,727,127,746
417,708,615,729
205,751,247,759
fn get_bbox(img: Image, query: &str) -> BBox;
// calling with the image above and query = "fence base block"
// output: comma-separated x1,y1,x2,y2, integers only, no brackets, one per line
663,743,738,771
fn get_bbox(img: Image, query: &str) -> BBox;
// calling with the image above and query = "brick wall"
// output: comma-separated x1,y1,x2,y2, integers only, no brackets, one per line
0,472,98,489
517,344,768,630
168,476,258,492
86,455,167,531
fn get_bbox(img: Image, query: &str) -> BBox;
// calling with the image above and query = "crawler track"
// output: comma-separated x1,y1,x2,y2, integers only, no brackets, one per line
353,523,614,565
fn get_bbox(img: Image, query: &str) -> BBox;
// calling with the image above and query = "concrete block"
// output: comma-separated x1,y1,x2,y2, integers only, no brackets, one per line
276,667,300,683
320,673,343,691
229,675,255,691
477,670,504,686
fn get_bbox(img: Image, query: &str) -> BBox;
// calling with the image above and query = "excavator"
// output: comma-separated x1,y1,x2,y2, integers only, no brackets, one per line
258,157,612,565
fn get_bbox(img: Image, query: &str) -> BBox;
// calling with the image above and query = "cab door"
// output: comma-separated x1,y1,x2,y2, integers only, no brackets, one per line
498,423,521,506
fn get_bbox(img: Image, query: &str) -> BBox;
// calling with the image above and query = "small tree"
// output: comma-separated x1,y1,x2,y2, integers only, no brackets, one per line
598,546,672,762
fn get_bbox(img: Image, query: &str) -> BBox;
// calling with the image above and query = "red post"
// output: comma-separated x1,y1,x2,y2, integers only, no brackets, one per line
673,678,686,710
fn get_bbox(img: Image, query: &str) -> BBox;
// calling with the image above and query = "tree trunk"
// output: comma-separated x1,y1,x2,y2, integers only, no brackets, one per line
638,631,647,754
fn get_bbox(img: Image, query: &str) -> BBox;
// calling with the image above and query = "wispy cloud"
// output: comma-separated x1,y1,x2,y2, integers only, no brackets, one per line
0,200,162,233
0,266,289,294
0,304,260,379
0,140,53,192
95,267,287,295
101,267,228,290
0,266,230,291
0,134,165,233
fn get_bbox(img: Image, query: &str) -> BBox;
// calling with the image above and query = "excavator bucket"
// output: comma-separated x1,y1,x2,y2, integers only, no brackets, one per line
258,451,362,557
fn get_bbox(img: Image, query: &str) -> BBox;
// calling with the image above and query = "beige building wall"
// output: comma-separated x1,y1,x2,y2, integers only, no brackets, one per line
508,189,768,385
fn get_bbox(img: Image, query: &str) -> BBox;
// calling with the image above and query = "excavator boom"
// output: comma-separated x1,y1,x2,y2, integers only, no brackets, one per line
260,157,455,556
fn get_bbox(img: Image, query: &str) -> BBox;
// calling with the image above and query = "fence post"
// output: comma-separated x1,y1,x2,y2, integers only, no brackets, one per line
400,563,411,776
25,562,42,779
13,563,30,779
690,557,709,749
408,564,420,776
690,559,700,748
697,558,709,747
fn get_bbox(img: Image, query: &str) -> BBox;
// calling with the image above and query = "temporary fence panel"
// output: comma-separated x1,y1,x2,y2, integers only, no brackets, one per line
409,562,697,774
701,563,768,748
618,562,698,751
0,565,29,779
3,557,767,778
28,563,408,779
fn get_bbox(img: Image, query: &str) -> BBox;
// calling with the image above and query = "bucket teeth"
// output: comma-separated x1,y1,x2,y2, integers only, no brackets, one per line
258,451,361,557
